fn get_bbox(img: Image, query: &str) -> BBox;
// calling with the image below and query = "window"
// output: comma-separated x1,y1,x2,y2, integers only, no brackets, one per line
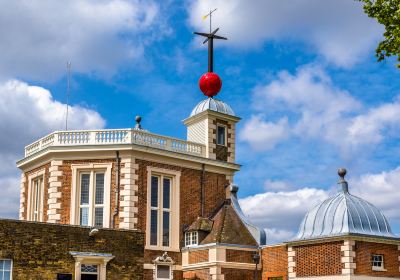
372,254,385,270
0,260,12,280
146,167,180,251
81,264,98,280
28,173,44,222
150,175,171,247
79,172,105,227
217,125,226,146
70,164,112,228
185,231,198,247
156,265,171,280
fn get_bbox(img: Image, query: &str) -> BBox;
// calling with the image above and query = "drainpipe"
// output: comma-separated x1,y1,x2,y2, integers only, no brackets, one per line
200,164,205,217
112,151,121,228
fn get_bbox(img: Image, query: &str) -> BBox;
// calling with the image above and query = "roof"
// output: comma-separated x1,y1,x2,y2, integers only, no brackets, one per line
193,184,266,246
295,169,396,241
200,201,259,246
187,217,213,232
190,98,235,117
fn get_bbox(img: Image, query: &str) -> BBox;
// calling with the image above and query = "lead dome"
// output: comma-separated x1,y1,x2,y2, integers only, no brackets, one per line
190,98,235,117
295,168,395,240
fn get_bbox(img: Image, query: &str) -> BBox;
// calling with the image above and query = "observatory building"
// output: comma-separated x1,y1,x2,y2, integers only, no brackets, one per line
1,23,400,280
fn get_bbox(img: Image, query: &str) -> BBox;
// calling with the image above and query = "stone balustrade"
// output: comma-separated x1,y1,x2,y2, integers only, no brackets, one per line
25,129,206,158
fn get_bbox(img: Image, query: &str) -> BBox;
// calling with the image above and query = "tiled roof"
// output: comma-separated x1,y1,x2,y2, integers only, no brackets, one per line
200,200,259,247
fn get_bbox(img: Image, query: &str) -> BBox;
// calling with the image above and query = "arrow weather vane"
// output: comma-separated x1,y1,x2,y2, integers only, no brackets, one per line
194,8,227,72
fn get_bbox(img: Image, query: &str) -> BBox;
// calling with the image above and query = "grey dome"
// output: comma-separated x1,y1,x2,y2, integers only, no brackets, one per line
190,98,235,117
296,179,395,240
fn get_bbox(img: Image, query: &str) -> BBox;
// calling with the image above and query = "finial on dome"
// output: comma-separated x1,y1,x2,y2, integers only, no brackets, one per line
135,115,142,130
338,168,348,192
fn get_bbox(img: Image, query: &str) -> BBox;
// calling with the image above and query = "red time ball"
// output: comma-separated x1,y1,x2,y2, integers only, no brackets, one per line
199,72,222,97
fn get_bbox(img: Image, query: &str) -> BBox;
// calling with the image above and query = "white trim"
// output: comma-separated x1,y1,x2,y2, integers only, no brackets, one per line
70,163,112,228
145,166,181,252
27,169,45,222
19,173,27,220
71,254,114,280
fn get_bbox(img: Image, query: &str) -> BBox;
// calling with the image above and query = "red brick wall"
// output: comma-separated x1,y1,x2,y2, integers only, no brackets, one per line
23,163,51,222
59,159,118,225
294,241,342,277
354,241,400,277
136,159,228,258
183,269,210,280
221,268,261,280
262,245,287,280
226,249,255,263
189,250,209,264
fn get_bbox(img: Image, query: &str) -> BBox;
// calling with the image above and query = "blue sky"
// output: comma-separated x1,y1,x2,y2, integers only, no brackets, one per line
0,0,399,244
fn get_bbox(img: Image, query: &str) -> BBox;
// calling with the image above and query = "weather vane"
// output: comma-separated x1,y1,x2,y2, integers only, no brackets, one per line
194,8,227,73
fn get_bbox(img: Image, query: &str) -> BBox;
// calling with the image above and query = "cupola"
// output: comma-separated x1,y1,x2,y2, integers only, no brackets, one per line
295,168,395,241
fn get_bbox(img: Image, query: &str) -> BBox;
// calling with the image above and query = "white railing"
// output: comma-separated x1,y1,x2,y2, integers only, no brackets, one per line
24,129,206,158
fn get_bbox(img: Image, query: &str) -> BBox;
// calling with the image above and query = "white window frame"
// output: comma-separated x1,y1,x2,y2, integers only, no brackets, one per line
372,254,387,271
27,169,45,222
71,253,114,280
185,231,198,247
146,166,181,252
0,259,12,280
216,124,227,146
70,163,112,228
155,264,172,280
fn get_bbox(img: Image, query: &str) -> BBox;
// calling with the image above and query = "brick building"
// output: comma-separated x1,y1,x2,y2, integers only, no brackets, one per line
14,86,267,280
5,28,400,280
262,168,400,280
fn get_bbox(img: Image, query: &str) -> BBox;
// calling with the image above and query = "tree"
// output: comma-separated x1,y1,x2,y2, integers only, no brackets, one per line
358,0,400,67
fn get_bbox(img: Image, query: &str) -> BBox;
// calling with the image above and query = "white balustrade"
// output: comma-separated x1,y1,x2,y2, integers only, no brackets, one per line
24,129,206,158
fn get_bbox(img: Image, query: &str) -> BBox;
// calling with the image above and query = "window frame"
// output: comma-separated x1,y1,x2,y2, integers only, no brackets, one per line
0,259,12,280
184,231,198,247
216,124,227,146
70,163,112,228
146,166,181,252
27,169,45,222
156,264,171,280
70,252,114,280
371,254,386,271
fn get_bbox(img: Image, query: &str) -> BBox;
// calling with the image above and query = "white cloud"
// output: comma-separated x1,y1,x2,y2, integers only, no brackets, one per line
188,0,382,67
0,80,105,218
347,101,400,146
350,167,400,223
239,116,289,150
264,179,293,192
239,167,400,244
240,188,330,238
240,65,400,154
0,0,167,81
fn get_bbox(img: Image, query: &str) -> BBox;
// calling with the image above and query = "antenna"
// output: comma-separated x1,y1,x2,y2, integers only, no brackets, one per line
65,61,71,131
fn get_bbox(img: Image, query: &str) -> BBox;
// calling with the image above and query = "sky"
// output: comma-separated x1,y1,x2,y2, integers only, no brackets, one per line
0,0,399,244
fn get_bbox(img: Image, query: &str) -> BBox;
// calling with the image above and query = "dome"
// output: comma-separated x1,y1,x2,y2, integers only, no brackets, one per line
295,169,396,240
190,98,235,117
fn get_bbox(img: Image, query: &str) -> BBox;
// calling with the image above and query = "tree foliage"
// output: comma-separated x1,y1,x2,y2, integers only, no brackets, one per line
358,0,400,67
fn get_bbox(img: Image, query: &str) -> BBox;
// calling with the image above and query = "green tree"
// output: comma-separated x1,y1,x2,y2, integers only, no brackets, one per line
358,0,400,67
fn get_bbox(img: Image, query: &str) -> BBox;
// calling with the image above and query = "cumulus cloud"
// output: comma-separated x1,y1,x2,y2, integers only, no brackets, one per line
240,188,330,243
0,80,105,218
350,167,400,223
240,65,400,154
239,116,289,151
0,0,168,81
264,180,293,192
188,0,382,67
239,167,400,244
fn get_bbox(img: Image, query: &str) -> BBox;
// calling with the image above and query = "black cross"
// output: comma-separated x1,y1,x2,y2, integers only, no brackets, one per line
194,27,227,72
